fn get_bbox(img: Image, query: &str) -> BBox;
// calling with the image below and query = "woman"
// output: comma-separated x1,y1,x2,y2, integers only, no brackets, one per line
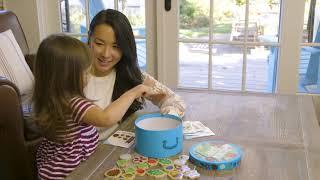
85,9,186,140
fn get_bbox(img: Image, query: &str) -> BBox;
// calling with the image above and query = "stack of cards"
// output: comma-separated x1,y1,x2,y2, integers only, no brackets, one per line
183,121,215,139
104,130,135,148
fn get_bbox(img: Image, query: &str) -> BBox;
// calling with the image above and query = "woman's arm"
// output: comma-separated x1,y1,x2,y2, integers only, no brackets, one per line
82,84,153,127
142,72,186,118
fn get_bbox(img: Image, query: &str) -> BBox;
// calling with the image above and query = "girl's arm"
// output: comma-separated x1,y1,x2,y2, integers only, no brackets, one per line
142,72,186,118
82,84,153,127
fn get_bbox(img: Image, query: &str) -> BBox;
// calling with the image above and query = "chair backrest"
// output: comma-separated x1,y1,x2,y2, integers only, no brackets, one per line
0,11,34,180
0,78,33,180
0,10,29,55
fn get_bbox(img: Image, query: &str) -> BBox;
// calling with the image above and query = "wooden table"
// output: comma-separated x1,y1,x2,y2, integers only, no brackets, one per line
67,91,320,180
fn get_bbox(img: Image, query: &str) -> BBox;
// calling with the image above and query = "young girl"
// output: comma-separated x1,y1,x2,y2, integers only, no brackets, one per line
86,9,186,140
33,34,157,179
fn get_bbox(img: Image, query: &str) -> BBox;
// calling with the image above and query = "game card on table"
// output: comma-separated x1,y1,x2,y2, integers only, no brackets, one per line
104,130,135,148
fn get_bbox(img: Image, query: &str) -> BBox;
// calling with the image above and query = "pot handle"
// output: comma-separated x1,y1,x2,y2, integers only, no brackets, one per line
162,137,179,150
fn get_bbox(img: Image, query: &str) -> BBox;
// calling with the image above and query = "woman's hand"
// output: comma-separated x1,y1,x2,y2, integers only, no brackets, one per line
129,84,166,99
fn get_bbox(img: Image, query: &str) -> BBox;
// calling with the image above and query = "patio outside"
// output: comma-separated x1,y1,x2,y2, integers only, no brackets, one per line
62,0,320,93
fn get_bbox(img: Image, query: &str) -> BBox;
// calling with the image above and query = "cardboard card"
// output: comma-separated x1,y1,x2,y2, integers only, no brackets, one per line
104,130,135,148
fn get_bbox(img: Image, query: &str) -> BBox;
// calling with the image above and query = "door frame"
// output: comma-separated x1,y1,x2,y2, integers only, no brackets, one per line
157,0,306,94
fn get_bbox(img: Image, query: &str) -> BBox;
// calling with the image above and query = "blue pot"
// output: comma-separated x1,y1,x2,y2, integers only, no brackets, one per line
135,113,183,158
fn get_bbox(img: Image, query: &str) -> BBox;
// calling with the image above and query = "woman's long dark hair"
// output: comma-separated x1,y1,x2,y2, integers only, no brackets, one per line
89,9,143,120
33,34,91,141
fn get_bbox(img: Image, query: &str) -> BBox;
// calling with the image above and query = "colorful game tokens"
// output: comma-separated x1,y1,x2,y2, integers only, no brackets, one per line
189,141,242,172
116,159,129,168
163,165,175,172
135,168,146,176
132,155,148,164
179,154,189,162
158,158,173,167
146,169,167,179
121,172,135,180
120,153,132,161
184,169,200,179
104,167,122,179
147,158,158,167
136,162,149,170
168,170,184,180
176,165,191,173
123,166,136,175
174,159,186,167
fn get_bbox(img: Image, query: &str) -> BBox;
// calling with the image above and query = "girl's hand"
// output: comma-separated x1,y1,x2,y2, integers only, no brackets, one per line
130,84,166,99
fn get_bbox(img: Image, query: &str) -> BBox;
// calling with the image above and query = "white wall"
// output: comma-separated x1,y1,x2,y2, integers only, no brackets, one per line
5,0,61,53
36,0,61,41
5,0,40,53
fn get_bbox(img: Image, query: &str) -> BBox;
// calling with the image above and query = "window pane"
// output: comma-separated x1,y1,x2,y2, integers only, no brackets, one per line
179,42,208,88
246,46,278,93
77,36,88,43
303,0,320,43
249,0,281,43
212,45,243,91
118,0,145,37
179,0,210,40
136,39,146,70
213,1,245,41
89,0,114,20
60,0,87,33
298,46,320,93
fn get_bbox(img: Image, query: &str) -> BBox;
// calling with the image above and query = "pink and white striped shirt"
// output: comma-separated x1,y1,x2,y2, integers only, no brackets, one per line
36,97,98,180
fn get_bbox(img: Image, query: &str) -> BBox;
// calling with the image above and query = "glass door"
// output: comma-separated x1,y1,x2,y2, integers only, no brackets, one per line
177,0,281,93
158,0,307,94
59,0,150,71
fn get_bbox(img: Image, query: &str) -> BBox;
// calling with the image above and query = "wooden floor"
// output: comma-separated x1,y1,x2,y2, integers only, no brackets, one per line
178,45,274,92
179,58,269,92
137,42,315,94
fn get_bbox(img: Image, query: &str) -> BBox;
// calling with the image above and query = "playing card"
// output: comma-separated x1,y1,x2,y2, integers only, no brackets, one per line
183,121,215,139
104,130,135,148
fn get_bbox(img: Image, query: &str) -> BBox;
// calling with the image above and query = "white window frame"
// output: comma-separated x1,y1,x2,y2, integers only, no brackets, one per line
36,0,156,77
157,0,309,94
35,0,312,94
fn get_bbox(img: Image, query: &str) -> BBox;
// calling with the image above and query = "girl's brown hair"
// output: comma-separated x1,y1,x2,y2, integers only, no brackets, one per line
33,34,91,141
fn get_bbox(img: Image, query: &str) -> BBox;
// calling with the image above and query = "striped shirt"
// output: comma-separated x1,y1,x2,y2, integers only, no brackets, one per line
36,97,98,180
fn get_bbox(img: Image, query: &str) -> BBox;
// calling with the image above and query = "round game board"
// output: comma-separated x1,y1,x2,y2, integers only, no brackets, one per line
189,141,243,171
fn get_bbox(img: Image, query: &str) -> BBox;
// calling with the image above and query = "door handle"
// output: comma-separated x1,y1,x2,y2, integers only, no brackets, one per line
165,0,171,11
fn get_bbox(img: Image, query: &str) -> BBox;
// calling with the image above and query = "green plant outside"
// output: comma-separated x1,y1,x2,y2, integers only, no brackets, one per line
180,23,232,38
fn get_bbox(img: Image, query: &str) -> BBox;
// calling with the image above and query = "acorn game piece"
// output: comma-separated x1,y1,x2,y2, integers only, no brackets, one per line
158,158,173,167
146,169,167,179
163,165,175,172
123,166,136,175
116,159,128,168
147,158,158,167
132,155,148,164
174,159,186,167
121,172,135,180
120,153,132,161
168,170,184,180
184,169,200,179
104,167,122,179
136,168,146,176
136,162,149,170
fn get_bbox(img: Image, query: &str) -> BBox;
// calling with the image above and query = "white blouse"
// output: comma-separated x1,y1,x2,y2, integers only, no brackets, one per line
84,69,118,141
84,69,186,141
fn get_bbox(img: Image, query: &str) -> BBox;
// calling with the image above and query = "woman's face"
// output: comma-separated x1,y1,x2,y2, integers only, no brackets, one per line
89,24,122,76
